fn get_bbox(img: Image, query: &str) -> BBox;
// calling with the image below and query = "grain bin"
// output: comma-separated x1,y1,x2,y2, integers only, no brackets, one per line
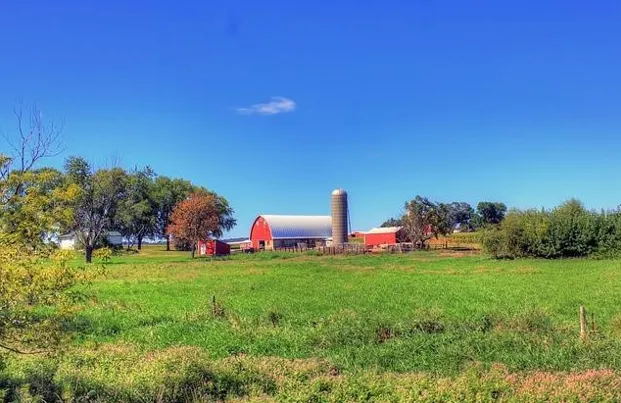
331,189,349,246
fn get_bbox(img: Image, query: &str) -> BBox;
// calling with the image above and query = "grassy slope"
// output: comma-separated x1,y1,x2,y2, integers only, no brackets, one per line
75,248,621,373
6,247,621,401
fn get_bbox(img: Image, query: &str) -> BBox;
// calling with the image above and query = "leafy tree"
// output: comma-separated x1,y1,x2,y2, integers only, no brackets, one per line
193,188,236,238
152,176,194,250
116,167,157,249
1,103,72,249
64,157,127,263
401,196,452,248
473,201,507,228
448,202,474,231
0,155,77,250
167,192,236,257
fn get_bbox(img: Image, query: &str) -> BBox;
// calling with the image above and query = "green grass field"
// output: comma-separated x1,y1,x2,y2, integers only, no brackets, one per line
5,247,621,401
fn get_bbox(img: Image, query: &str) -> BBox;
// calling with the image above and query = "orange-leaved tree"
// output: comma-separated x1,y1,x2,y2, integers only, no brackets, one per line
166,192,235,257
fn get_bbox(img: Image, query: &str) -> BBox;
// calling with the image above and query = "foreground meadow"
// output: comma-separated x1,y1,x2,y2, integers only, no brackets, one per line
4,247,621,401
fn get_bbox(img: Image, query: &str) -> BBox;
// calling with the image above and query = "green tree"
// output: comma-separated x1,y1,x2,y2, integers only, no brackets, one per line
448,202,474,231
401,196,453,248
473,201,507,228
116,167,157,249
152,176,194,250
64,157,127,263
0,155,77,250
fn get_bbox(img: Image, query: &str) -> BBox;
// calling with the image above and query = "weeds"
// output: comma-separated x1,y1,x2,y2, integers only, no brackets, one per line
411,308,445,334
376,324,397,343
211,295,226,318
267,311,283,327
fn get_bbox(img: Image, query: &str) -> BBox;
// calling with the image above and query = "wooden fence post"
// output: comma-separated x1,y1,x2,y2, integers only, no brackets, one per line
580,306,588,340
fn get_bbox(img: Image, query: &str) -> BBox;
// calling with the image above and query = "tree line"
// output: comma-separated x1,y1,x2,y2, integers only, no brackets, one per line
1,104,235,263
0,104,238,361
385,195,621,259
381,197,507,248
481,199,621,259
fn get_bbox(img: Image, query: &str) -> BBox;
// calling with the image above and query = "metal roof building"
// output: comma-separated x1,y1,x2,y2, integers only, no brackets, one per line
250,215,332,250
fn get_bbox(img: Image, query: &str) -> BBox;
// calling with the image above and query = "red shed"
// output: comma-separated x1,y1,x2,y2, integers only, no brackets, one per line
197,239,231,256
364,227,404,247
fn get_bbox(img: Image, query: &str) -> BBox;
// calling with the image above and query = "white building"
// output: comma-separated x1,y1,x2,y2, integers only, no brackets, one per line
58,231,123,250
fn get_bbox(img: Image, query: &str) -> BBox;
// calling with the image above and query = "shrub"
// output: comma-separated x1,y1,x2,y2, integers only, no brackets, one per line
480,226,508,259
546,200,599,258
482,199,621,259
93,247,113,263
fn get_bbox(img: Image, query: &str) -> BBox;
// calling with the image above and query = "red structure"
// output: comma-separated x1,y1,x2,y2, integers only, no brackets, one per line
197,239,231,256
364,227,404,247
250,216,272,250
250,215,333,250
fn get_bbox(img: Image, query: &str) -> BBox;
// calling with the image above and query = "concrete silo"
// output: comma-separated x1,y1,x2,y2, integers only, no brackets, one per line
331,189,349,246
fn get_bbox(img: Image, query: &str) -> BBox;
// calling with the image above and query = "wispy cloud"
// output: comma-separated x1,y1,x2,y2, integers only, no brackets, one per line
236,97,296,115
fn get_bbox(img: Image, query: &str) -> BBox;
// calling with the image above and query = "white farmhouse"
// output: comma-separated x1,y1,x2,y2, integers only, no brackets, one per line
58,231,123,250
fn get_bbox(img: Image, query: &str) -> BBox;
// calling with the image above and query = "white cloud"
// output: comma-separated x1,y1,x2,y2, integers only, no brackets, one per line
236,97,296,115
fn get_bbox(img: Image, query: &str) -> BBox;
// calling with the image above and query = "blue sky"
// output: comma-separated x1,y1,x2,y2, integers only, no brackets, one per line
1,0,620,237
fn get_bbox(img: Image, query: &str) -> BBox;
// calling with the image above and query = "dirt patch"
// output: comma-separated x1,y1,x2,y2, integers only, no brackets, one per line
516,266,538,274
437,249,481,258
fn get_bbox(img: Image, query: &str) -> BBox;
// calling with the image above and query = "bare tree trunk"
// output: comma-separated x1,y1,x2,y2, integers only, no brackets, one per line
190,245,195,259
166,235,170,251
137,236,143,250
85,245,94,264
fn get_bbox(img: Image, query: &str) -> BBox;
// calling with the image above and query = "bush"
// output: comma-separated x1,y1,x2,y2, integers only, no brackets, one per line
93,247,113,263
482,199,621,259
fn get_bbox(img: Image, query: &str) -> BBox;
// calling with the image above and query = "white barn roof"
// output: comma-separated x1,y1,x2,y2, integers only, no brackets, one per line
365,226,402,234
261,215,332,239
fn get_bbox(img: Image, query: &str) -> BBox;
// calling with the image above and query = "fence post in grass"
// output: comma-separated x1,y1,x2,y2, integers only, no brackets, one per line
580,306,588,340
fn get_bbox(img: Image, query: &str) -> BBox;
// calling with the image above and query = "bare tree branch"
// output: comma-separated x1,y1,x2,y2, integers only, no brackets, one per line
0,341,51,355
2,102,65,174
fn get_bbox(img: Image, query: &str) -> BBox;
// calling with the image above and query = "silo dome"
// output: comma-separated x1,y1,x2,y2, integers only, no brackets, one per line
332,188,347,196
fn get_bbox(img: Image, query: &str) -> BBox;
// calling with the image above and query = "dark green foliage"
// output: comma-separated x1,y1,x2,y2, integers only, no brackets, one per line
152,176,195,250
116,167,158,250
380,217,402,228
482,199,621,259
473,202,507,228
448,202,474,231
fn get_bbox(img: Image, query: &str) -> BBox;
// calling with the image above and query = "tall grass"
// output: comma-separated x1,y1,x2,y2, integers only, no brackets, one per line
5,248,621,401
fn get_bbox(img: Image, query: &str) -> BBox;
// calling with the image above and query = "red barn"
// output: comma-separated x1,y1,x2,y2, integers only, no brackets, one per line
250,215,332,250
364,227,404,247
197,239,231,256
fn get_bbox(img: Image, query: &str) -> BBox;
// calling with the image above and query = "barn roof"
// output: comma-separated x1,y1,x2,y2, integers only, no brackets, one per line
365,226,402,234
261,215,332,239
